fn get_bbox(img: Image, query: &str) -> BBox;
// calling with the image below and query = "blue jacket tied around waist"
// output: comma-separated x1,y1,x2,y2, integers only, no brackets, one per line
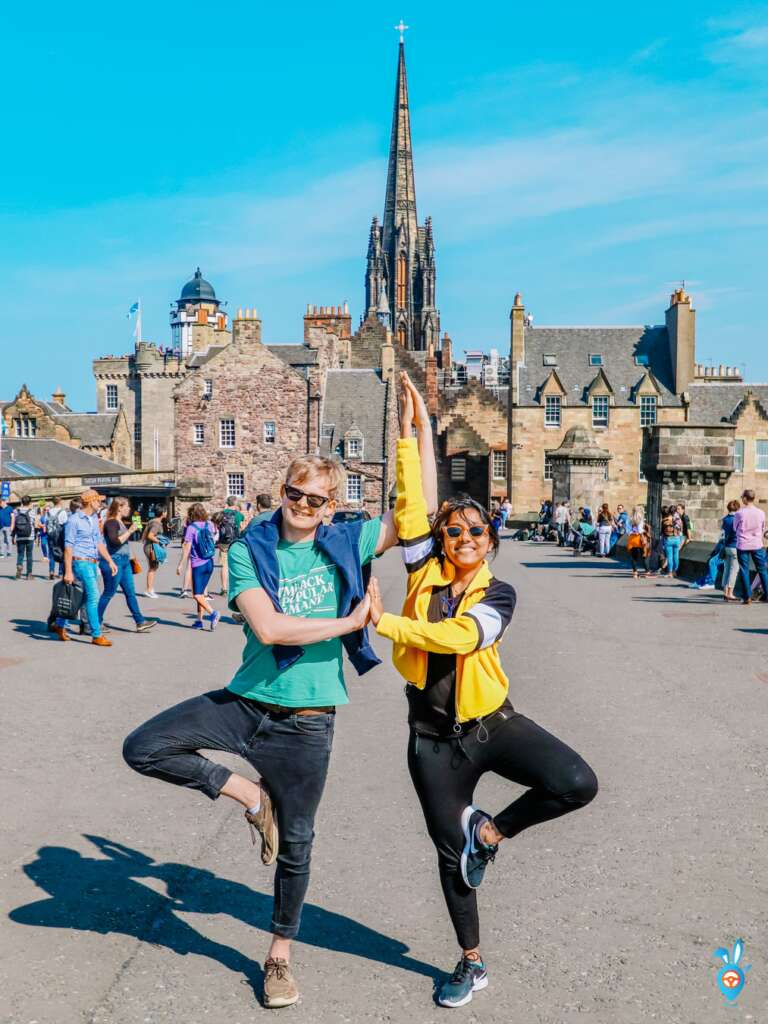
242,510,381,676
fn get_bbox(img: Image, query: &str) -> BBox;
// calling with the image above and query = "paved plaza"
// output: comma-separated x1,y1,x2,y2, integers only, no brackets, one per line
0,540,766,1024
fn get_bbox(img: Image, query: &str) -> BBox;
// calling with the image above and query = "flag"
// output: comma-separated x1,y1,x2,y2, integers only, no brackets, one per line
127,301,139,318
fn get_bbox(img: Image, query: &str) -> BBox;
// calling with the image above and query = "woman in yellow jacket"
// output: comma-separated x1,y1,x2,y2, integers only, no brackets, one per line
369,375,598,1009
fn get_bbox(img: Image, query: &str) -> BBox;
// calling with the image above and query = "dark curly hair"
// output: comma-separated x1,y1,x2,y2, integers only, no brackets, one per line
431,494,499,561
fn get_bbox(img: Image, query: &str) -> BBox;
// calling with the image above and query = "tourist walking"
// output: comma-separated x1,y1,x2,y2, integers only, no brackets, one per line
596,503,614,557
12,495,35,580
141,506,166,599
178,504,220,630
367,375,597,1009
661,505,683,578
252,493,274,525
44,496,68,579
721,499,740,601
554,501,570,547
123,373,415,1010
97,498,158,633
0,498,12,558
734,490,768,605
216,497,243,596
53,489,117,645
626,506,647,578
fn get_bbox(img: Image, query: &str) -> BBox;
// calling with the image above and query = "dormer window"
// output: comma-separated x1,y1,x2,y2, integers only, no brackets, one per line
543,354,557,367
589,354,603,366
344,429,364,460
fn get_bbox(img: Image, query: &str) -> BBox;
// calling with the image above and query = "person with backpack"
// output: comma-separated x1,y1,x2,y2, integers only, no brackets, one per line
0,498,14,558
216,498,242,596
178,503,220,630
45,496,69,580
12,496,35,580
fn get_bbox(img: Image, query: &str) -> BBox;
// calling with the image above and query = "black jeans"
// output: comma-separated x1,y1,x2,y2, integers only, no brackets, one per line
407,711,597,951
123,689,335,939
16,539,33,574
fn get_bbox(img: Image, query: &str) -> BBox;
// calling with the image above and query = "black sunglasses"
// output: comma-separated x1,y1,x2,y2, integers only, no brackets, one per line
444,525,488,538
284,484,330,510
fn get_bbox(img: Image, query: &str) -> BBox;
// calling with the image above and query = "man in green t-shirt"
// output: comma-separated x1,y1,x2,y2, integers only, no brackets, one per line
123,373,436,1010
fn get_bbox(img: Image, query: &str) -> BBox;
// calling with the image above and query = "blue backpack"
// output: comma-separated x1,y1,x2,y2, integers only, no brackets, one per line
192,523,216,561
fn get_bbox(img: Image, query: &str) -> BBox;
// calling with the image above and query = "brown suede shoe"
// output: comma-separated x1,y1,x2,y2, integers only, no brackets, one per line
92,635,112,647
245,784,278,866
263,957,298,1008
53,626,69,642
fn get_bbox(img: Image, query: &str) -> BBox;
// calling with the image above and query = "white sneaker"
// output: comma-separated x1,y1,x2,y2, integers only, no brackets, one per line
143,590,159,599
698,583,715,591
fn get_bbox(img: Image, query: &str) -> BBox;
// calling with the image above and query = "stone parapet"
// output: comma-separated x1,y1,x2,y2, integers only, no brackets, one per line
641,424,735,542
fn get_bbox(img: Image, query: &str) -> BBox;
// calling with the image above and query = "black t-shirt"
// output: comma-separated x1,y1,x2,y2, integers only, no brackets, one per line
406,577,517,738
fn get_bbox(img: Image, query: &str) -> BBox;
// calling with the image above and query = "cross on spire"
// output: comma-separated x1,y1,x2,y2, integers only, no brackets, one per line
394,19,409,43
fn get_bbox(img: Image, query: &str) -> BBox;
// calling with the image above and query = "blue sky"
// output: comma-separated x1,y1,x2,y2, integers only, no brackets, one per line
2,1,767,409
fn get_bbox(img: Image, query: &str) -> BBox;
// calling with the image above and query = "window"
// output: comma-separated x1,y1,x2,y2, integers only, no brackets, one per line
592,395,609,428
133,421,142,443
544,395,561,427
543,354,557,367
544,454,553,480
589,354,603,366
639,454,646,482
346,436,362,459
451,458,467,482
756,440,768,473
492,450,507,479
203,379,213,399
263,421,276,444
321,423,335,441
346,473,363,503
193,423,204,445
227,473,245,498
396,253,407,308
640,395,657,427
13,416,37,438
105,384,118,411
735,439,744,472
219,419,236,448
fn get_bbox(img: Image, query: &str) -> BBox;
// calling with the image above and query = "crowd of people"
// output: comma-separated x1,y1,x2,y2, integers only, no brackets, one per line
0,490,275,646
530,493,768,601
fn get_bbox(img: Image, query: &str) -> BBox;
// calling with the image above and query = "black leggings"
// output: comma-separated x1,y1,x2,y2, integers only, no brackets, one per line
630,546,647,571
407,711,597,950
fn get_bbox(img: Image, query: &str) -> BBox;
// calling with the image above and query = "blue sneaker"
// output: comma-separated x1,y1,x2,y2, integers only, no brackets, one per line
460,806,498,889
207,610,221,631
191,619,204,630
437,957,488,1008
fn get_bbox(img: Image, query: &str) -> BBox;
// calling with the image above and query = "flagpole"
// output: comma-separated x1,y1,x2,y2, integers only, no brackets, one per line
137,299,142,347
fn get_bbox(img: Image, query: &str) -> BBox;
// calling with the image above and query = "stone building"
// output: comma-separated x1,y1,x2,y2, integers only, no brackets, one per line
92,269,231,472
1,384,132,467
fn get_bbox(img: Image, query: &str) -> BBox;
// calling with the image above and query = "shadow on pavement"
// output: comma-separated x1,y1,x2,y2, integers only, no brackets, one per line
736,628,768,635
9,835,439,992
9,617,55,640
521,560,620,570
628,595,724,605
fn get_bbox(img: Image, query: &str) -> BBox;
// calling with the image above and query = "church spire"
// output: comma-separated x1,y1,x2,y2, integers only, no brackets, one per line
382,39,418,257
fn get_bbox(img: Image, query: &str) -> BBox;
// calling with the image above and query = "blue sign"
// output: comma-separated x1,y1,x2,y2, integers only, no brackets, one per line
1,481,9,499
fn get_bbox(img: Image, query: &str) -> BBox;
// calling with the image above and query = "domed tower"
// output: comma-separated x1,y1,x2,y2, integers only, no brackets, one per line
170,268,231,357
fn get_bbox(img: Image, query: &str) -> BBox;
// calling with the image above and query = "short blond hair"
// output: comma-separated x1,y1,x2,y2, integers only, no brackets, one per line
285,455,345,497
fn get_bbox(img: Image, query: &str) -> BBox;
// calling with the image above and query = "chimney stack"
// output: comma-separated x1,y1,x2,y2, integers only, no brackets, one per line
666,288,696,395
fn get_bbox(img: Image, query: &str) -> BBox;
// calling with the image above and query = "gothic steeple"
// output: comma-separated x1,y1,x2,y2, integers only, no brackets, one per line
364,34,440,352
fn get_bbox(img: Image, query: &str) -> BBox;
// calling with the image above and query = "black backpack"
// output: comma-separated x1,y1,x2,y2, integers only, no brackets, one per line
14,509,32,539
218,512,237,545
47,519,65,560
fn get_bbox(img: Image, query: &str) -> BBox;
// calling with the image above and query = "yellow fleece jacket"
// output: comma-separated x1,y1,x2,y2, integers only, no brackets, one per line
375,437,514,723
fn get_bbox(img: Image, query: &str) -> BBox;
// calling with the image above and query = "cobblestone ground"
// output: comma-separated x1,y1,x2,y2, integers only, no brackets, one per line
0,540,765,1024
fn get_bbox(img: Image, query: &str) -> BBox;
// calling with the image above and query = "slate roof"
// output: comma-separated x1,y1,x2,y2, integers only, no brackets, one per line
517,326,681,407
53,413,118,446
186,345,229,368
320,369,388,462
267,345,319,366
687,383,768,424
0,438,131,480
